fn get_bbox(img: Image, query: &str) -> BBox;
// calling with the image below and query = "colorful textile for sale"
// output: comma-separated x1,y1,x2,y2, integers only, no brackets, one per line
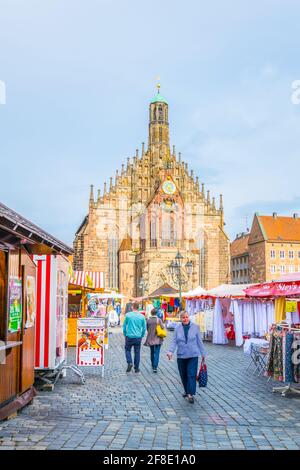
266,330,284,381
199,312,206,333
266,327,300,383
204,308,214,332
284,332,294,383
275,298,286,323
292,334,300,383
213,298,228,345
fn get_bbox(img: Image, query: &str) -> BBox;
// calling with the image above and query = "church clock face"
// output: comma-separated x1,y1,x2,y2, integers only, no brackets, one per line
162,180,176,195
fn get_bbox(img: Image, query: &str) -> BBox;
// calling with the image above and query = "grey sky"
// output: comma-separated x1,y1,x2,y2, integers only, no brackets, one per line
0,0,299,246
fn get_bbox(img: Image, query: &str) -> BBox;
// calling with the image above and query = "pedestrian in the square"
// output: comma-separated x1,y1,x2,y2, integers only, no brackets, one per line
125,298,133,314
144,308,166,373
123,301,147,373
156,306,165,322
166,311,206,403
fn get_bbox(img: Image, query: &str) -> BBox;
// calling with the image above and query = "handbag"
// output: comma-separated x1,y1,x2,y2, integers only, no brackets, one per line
197,358,208,388
156,319,167,338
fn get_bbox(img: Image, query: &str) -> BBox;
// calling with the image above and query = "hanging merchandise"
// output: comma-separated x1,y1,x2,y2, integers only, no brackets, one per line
213,298,228,345
199,312,206,333
168,304,174,313
275,298,286,323
225,324,235,340
204,307,214,333
266,325,300,391
146,302,154,318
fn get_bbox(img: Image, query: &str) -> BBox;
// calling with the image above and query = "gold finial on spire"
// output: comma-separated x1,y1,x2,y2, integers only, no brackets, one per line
156,75,161,93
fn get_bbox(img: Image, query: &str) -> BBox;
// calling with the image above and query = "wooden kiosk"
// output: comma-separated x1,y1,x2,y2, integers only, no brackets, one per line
0,202,73,420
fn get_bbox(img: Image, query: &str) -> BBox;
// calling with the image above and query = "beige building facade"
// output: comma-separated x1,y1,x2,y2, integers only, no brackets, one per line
231,232,250,284
245,213,300,283
73,89,230,297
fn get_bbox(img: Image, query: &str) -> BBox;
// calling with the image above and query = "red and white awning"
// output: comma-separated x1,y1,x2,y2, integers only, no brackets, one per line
69,271,104,289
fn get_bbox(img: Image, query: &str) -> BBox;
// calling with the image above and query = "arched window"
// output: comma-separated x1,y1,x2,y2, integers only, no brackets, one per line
158,105,164,122
140,213,146,251
108,230,118,289
161,211,176,247
150,214,157,248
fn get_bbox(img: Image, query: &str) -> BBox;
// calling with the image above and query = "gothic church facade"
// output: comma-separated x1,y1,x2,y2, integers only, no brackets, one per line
73,89,230,297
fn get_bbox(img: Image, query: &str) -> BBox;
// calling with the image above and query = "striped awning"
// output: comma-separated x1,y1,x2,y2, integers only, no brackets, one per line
69,271,104,289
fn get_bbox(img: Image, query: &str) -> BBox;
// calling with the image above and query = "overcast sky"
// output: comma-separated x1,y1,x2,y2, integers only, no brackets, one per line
0,0,300,246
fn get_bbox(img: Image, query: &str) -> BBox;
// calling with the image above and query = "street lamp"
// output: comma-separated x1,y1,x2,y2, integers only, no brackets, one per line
138,277,148,297
169,251,193,310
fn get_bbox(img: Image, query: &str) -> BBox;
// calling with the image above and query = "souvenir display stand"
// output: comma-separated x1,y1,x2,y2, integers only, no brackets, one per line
145,283,182,327
67,270,105,346
75,293,124,377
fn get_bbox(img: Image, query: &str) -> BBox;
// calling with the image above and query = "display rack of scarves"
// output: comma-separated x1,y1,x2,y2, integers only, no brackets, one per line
266,325,300,383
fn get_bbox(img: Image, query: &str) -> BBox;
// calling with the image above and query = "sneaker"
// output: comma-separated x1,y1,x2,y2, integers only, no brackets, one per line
182,393,188,398
134,368,140,373
187,395,194,404
153,369,157,373
126,363,133,373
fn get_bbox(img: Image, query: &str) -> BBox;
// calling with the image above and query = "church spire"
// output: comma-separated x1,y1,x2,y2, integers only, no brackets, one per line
148,83,170,166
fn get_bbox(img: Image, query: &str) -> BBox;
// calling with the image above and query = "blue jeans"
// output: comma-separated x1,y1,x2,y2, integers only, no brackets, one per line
150,345,161,369
177,357,198,396
125,337,142,369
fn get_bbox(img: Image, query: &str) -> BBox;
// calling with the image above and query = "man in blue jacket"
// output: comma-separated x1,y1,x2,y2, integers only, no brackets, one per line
123,302,147,373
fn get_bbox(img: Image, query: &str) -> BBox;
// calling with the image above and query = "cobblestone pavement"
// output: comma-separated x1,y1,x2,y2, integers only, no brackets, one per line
1,328,300,450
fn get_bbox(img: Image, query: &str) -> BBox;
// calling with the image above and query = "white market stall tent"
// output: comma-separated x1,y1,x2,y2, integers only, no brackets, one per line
207,283,254,297
185,283,276,347
183,285,208,297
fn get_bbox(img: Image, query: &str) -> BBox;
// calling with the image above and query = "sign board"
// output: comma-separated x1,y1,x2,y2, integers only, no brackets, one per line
25,275,36,328
286,300,298,313
8,276,22,333
76,318,105,367
245,280,300,297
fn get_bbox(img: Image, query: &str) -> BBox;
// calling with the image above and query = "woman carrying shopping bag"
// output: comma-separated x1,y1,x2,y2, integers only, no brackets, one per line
167,311,206,403
144,308,166,373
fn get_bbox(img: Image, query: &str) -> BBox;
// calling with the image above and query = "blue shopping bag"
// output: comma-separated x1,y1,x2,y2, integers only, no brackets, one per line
197,359,208,388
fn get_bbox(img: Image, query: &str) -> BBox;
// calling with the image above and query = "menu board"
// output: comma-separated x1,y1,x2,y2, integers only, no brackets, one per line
76,318,105,367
